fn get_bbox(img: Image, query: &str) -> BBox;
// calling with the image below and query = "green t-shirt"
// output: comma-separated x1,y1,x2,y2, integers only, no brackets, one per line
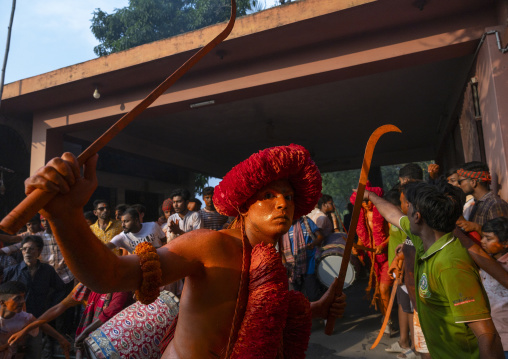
388,224,406,265
398,216,491,359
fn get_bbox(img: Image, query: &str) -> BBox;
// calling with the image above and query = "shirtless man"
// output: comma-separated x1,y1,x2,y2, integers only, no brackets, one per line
352,185,391,317
24,144,345,358
362,198,391,313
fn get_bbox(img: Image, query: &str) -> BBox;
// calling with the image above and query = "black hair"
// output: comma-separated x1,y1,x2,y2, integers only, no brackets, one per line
460,161,490,172
170,189,191,202
399,163,423,181
115,204,128,212
202,187,214,197
27,214,40,224
346,202,354,212
21,235,44,251
131,204,146,214
93,199,109,210
405,181,464,233
189,198,202,207
318,194,333,208
0,281,26,297
400,179,424,196
384,188,401,207
84,211,97,223
444,166,460,179
460,161,490,188
123,208,140,221
482,217,508,244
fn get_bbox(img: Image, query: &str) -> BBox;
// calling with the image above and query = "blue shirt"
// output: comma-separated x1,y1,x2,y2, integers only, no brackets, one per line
3,260,65,317
287,217,319,274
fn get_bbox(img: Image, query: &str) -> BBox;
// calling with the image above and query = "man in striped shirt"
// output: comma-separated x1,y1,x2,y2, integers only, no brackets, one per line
199,187,230,231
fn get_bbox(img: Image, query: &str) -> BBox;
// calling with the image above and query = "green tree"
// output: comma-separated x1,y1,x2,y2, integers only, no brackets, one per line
321,169,360,215
321,161,432,214
193,172,210,195
91,0,258,56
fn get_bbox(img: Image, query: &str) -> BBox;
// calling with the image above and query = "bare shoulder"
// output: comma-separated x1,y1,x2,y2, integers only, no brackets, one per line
156,228,244,283
160,228,243,262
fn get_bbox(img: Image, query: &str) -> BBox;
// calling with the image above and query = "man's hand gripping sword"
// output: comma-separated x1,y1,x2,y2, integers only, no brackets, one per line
324,124,401,335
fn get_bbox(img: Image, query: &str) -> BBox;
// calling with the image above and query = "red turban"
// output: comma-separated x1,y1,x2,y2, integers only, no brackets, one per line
457,168,491,184
213,144,322,219
162,198,173,212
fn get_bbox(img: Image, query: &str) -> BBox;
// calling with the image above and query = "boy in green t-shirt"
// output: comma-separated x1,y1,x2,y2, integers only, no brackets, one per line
360,181,503,359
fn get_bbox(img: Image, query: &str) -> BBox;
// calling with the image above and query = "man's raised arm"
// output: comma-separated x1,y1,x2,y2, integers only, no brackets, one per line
24,153,203,293
361,190,405,228
0,233,22,245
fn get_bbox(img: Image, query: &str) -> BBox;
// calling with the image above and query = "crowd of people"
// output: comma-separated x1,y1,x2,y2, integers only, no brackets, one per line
364,161,508,359
0,145,506,359
0,184,234,358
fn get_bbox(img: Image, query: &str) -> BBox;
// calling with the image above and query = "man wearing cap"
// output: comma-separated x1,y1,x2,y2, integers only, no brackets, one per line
160,198,174,234
456,161,508,235
24,144,346,358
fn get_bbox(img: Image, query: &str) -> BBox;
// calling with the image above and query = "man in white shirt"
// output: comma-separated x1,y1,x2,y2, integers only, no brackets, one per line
308,194,334,237
107,208,165,253
166,189,202,241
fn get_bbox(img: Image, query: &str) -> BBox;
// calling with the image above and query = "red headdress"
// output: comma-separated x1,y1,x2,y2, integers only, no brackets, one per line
457,168,491,184
162,198,173,212
350,182,387,257
213,144,322,219
350,182,389,307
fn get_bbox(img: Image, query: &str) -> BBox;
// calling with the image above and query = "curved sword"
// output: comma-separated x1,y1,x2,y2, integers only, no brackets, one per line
370,259,404,349
324,124,401,335
0,0,237,234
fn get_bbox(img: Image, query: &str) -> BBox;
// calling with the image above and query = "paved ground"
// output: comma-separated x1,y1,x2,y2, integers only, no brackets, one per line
307,277,402,359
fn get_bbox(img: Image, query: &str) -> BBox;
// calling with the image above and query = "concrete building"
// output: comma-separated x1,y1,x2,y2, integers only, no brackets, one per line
1,0,508,218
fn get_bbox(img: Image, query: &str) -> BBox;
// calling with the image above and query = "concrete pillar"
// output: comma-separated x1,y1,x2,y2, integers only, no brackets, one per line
30,115,50,175
476,26,508,200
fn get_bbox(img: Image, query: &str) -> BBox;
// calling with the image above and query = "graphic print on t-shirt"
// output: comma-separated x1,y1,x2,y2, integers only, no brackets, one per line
419,273,431,299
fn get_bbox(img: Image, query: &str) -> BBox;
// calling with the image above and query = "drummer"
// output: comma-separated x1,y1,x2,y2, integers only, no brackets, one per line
308,194,335,238
281,216,324,301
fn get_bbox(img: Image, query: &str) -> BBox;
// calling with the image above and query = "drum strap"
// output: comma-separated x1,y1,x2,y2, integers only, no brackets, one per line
302,216,316,241
321,244,345,251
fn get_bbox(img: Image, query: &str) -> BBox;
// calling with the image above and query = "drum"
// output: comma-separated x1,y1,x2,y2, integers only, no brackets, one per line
84,291,179,359
317,232,361,289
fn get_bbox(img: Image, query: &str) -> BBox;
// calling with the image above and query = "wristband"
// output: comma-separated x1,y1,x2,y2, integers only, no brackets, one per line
134,242,162,304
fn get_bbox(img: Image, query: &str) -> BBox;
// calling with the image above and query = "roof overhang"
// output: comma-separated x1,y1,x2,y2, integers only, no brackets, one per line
0,0,501,177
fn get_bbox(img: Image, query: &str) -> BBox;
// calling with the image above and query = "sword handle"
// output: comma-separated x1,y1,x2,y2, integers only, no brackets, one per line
0,189,54,234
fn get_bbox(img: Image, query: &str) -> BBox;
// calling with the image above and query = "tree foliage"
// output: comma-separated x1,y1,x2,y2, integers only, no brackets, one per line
193,172,210,195
322,169,361,214
91,0,258,56
321,161,432,214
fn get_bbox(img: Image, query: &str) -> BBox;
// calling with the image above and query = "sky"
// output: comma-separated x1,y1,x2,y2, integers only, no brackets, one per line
0,0,278,85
